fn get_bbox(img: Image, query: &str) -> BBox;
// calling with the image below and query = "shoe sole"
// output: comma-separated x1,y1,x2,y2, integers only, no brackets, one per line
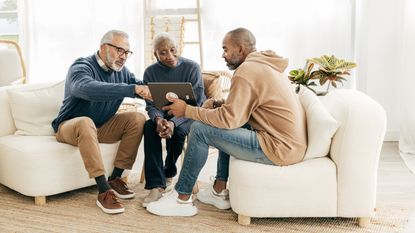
96,200,125,214
142,201,159,208
113,190,135,199
147,204,197,217
197,195,231,210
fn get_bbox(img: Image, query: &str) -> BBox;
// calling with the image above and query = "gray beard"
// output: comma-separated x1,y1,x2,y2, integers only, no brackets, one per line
105,49,123,71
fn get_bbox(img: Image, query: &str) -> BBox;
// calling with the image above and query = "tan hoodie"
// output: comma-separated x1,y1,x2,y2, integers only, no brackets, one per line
185,51,307,165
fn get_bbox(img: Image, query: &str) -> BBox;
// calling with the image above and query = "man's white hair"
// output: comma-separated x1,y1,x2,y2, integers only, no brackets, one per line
100,30,129,45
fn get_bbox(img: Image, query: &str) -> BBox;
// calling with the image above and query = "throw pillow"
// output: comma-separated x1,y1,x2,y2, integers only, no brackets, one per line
202,71,223,99
299,87,340,160
7,81,64,136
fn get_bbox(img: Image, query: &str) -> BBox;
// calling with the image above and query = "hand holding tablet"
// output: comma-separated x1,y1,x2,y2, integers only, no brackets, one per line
162,97,187,118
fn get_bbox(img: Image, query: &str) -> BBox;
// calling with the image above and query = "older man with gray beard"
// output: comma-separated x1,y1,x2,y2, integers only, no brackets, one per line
52,29,151,214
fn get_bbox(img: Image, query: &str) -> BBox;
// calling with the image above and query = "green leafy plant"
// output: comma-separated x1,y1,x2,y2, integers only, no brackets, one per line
289,55,357,94
308,55,357,92
288,63,317,94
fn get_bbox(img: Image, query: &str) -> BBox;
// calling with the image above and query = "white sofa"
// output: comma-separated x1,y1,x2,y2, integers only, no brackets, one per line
0,82,121,205
228,89,387,227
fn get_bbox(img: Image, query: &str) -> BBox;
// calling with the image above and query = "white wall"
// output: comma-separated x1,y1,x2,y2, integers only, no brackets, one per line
18,0,145,83
355,0,404,141
399,0,415,152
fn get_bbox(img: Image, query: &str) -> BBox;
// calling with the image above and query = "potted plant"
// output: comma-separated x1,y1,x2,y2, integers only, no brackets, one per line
288,62,317,94
288,55,357,95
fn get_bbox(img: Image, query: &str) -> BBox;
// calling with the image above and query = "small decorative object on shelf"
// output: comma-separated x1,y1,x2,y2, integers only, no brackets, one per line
289,55,357,95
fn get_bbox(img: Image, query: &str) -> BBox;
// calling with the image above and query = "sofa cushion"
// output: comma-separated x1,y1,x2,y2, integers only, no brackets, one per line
0,135,119,196
229,156,337,217
202,71,223,99
7,81,64,136
299,87,340,160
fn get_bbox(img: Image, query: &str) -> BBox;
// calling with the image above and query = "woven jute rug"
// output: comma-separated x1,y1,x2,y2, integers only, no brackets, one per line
0,181,411,233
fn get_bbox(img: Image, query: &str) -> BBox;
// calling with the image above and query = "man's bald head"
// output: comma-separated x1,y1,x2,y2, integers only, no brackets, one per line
225,28,257,53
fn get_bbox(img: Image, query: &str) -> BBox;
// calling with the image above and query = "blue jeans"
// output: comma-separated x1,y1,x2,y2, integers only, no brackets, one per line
175,121,275,195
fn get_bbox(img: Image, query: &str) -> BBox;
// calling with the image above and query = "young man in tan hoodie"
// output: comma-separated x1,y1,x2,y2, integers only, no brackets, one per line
146,27,307,217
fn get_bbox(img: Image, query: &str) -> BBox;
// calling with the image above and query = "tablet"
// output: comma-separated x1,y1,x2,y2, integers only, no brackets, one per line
147,82,197,109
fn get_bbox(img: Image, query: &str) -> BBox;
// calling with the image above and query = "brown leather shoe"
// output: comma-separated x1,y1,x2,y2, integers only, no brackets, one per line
96,189,125,214
108,177,135,199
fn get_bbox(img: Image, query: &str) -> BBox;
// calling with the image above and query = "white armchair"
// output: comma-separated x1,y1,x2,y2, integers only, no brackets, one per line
228,89,387,227
0,39,27,86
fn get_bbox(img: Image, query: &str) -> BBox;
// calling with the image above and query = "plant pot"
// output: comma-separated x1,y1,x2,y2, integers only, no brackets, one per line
316,91,328,96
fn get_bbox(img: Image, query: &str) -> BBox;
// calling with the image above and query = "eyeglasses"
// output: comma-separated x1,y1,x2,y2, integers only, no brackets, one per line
105,43,133,58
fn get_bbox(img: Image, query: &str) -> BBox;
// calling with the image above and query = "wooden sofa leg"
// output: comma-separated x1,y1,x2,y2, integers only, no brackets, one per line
34,196,46,205
238,214,251,225
358,217,370,227
139,166,145,184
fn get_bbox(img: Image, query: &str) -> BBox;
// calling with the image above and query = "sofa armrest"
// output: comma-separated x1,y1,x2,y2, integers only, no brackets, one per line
0,85,16,136
322,90,386,217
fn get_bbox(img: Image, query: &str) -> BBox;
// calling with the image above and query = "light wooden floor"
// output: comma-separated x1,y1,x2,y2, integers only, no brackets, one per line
377,142,415,232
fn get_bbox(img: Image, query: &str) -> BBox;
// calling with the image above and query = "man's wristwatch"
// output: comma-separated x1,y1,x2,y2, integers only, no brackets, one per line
213,99,223,108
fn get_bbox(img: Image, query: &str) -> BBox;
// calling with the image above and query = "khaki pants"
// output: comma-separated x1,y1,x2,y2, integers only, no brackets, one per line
55,112,146,178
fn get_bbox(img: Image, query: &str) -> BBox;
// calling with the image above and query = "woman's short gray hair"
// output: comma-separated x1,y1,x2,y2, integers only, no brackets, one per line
153,32,177,51
100,30,129,45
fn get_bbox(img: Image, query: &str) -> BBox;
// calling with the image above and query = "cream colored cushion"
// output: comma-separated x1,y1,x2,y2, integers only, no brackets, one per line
0,135,119,196
202,71,223,99
7,81,64,136
229,157,337,217
299,87,340,160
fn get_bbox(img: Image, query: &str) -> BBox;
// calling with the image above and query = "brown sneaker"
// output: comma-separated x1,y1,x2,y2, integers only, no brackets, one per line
96,189,125,214
108,177,135,199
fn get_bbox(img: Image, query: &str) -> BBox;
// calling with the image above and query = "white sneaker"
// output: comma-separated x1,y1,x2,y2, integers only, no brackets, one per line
164,177,174,193
146,190,197,217
197,185,231,210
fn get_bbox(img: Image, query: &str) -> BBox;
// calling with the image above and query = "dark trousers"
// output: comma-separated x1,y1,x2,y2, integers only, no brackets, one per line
144,119,193,190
